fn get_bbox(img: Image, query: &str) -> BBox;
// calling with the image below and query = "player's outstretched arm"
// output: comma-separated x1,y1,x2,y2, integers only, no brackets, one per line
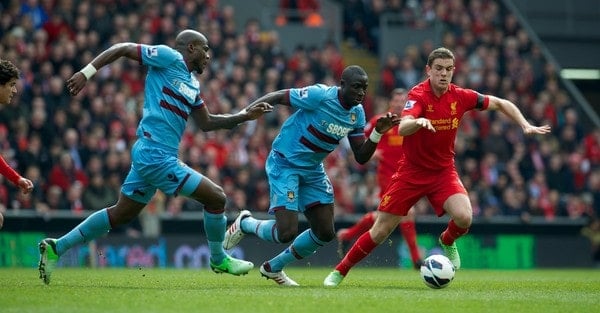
191,102,273,131
245,89,289,108
193,88,286,131
487,95,552,135
67,43,139,96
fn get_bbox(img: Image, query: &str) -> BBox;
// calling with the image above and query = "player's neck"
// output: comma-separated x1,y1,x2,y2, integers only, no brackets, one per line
432,87,447,98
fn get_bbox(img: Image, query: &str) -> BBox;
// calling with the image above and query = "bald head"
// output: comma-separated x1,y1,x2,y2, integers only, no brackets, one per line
175,30,207,49
174,29,210,73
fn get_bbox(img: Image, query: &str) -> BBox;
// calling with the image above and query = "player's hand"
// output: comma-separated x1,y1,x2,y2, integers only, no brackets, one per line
523,124,551,135
416,117,435,132
374,112,401,133
243,102,273,120
17,177,34,194
66,72,87,96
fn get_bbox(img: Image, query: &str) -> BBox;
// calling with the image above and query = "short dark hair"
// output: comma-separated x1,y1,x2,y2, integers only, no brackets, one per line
391,88,406,97
427,47,455,67
0,59,19,85
341,65,367,82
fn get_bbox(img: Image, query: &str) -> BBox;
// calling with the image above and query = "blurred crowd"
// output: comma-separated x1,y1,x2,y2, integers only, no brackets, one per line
0,0,598,234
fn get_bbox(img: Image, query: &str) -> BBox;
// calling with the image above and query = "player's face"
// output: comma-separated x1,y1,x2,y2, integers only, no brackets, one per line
427,58,454,93
190,39,210,74
0,78,17,105
341,73,368,106
388,93,406,114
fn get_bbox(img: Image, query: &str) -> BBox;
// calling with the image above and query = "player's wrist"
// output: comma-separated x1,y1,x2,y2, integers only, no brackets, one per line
80,63,97,80
369,129,383,143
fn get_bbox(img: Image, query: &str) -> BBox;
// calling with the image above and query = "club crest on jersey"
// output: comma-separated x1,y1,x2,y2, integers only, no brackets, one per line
450,101,457,115
404,100,416,110
380,195,391,207
350,112,356,123
287,191,295,201
299,87,309,99
146,47,158,57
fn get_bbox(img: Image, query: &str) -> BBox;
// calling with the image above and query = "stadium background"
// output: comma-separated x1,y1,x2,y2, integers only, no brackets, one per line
0,0,598,269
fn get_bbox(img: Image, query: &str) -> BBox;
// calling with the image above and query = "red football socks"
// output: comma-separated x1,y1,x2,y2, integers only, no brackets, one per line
335,232,378,276
440,219,469,245
399,220,421,264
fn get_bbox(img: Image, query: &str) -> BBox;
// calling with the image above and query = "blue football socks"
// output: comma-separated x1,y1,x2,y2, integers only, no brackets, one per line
267,229,326,272
203,211,227,264
241,217,279,243
56,208,111,256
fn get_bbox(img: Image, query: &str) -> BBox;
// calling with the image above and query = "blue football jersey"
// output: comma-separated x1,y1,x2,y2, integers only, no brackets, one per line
136,44,204,150
272,84,366,167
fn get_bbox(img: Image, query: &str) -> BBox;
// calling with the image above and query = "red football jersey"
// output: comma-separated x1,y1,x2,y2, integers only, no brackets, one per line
401,79,489,171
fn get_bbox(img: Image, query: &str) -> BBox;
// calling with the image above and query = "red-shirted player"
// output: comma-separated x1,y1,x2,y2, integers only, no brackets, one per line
324,47,551,286
336,88,423,269
0,59,35,229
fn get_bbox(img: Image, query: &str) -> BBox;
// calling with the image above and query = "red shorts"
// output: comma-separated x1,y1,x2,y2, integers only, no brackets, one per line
378,163,467,217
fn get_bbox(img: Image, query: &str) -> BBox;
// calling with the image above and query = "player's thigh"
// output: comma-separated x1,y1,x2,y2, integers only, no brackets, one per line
266,159,301,212
108,192,147,225
442,194,472,227
188,175,226,210
297,167,334,212
121,165,158,204
379,174,424,216
130,141,202,201
428,169,469,218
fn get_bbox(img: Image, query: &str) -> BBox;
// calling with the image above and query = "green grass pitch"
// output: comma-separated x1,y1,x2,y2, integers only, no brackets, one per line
0,267,598,313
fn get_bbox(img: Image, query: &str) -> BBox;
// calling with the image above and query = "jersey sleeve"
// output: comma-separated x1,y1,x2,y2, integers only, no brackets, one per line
139,44,180,68
0,156,21,185
348,106,366,138
288,84,326,111
194,94,204,108
401,90,423,118
456,87,490,111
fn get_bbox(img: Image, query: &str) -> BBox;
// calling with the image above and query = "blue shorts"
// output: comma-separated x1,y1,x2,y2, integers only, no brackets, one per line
121,139,203,204
265,151,334,214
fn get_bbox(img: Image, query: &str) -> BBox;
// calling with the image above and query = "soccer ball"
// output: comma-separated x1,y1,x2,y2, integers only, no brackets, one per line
420,254,455,289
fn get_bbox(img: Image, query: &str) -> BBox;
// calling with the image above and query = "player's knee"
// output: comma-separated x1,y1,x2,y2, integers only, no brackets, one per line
108,207,137,226
313,229,336,242
201,186,226,209
277,230,297,244
454,211,472,228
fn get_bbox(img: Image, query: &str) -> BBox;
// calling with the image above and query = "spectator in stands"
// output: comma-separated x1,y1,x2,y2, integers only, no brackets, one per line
82,173,118,212
276,0,322,27
47,150,88,193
